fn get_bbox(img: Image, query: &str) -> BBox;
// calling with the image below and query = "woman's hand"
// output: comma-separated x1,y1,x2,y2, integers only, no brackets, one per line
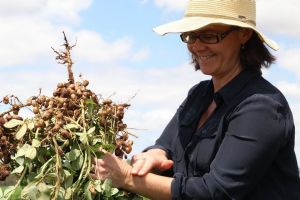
92,153,132,188
91,150,173,200
130,149,173,176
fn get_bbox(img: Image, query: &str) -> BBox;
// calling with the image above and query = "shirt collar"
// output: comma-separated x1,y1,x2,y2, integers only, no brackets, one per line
215,69,261,105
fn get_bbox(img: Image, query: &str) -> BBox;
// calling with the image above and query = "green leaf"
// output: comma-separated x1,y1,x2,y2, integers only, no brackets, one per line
111,188,119,196
7,185,22,200
36,182,51,199
46,173,57,178
11,165,24,174
102,143,116,153
103,179,112,197
94,180,103,192
86,99,96,116
32,139,41,147
87,126,95,135
22,182,38,200
66,149,81,161
15,144,36,160
35,157,54,179
57,187,65,200
0,186,16,199
14,157,25,165
63,170,74,188
25,145,37,160
4,119,23,128
92,138,102,145
71,154,84,171
16,123,27,140
79,132,88,145
64,188,72,200
83,181,93,200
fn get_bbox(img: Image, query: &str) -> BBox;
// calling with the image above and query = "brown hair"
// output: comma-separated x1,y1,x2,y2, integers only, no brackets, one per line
191,31,276,71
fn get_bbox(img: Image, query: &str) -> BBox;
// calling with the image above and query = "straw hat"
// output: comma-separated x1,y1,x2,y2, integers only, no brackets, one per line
153,0,279,50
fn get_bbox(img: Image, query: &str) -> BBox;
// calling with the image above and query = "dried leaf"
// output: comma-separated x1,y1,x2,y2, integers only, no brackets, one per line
4,119,23,128
16,123,27,140
65,123,80,130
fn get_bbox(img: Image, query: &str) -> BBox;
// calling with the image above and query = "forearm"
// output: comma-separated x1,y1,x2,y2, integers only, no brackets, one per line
124,172,173,200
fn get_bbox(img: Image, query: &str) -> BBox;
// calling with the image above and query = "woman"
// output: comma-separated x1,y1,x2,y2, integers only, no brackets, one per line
93,0,300,199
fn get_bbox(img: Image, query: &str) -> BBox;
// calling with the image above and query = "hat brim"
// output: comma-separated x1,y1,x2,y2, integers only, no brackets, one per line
153,17,279,51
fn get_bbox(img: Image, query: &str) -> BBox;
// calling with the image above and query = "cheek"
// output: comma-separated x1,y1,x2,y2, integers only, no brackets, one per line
187,44,194,53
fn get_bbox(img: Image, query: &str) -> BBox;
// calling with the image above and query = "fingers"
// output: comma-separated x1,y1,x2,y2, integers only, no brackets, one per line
134,161,153,176
159,160,174,171
91,158,109,180
130,151,174,176
130,154,145,165
131,157,147,175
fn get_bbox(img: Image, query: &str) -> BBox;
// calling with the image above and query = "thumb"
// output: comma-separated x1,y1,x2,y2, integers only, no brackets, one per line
159,160,174,170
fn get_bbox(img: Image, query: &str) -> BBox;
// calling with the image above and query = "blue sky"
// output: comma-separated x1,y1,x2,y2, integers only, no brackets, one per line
0,0,300,164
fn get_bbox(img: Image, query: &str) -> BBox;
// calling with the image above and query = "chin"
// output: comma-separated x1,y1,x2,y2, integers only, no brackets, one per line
199,68,213,76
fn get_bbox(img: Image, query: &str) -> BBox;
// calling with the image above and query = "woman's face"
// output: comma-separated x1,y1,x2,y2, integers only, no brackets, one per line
187,24,250,79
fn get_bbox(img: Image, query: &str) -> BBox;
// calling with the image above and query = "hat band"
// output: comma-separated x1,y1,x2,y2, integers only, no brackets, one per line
184,13,256,26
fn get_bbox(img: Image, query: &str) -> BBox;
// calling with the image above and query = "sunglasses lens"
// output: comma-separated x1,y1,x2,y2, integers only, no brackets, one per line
199,34,218,44
180,33,194,44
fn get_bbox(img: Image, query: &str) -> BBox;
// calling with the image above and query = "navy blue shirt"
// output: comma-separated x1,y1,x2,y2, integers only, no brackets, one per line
145,70,300,199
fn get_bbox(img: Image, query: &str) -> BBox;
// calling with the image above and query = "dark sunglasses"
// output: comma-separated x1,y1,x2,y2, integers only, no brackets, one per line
180,27,238,44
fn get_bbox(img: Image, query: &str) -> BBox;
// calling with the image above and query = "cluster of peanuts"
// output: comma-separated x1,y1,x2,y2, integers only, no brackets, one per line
97,99,132,158
0,96,23,181
0,32,135,185
26,80,98,139
0,79,134,181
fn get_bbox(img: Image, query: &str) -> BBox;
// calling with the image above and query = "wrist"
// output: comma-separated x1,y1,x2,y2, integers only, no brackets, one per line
119,165,134,189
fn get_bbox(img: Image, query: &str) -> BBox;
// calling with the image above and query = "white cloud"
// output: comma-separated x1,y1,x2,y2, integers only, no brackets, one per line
41,0,92,24
153,0,186,11
277,48,300,80
257,0,300,37
0,0,91,24
131,49,150,62
0,0,92,67
276,81,300,100
0,16,63,66
72,30,148,64
0,0,47,15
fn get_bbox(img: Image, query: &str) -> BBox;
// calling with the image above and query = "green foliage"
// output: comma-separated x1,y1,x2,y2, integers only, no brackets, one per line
0,33,140,200
0,98,139,200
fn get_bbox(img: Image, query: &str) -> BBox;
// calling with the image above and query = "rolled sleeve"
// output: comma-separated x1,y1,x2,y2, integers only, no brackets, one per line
171,173,183,199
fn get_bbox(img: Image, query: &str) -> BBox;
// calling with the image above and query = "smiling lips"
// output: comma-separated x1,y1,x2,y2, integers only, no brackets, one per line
198,54,214,61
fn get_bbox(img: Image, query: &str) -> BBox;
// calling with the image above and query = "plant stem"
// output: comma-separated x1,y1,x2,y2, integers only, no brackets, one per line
71,150,88,195
6,164,28,200
51,137,62,200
